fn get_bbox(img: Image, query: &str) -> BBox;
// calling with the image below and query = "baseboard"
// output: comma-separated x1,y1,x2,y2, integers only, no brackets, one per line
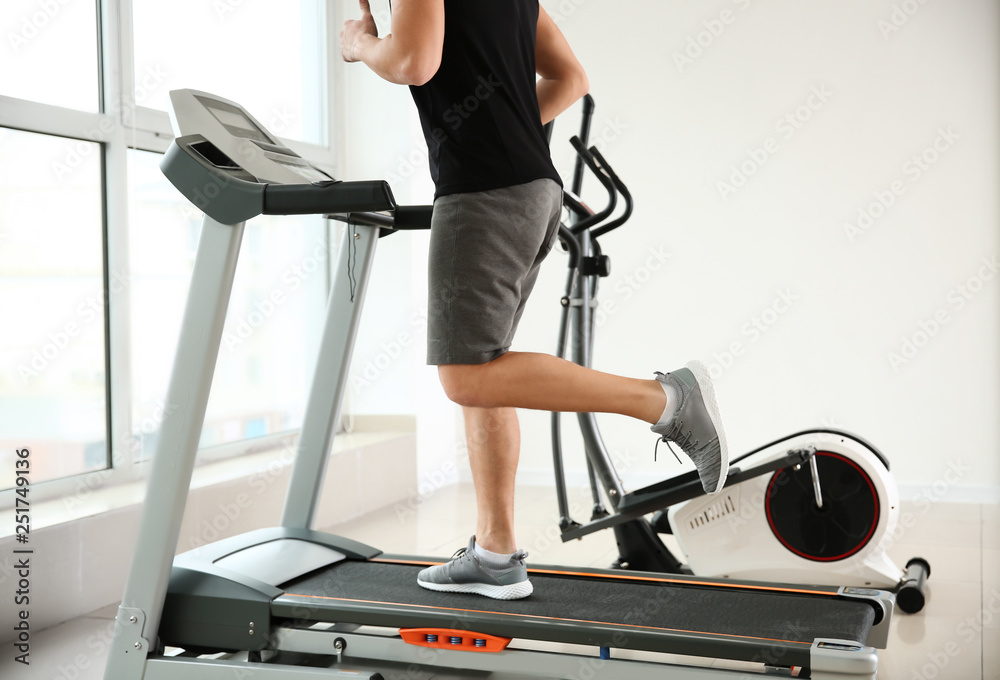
895,483,1000,504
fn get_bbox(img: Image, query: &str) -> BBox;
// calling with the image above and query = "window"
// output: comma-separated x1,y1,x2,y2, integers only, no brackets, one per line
0,129,107,489
0,0,100,112
131,0,326,144
0,0,333,497
127,149,331,460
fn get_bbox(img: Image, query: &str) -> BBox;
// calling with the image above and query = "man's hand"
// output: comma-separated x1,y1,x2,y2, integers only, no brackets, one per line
341,0,378,63
339,0,443,86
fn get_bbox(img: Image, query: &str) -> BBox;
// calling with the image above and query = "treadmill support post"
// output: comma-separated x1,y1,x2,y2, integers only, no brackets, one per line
105,216,246,677
281,223,379,530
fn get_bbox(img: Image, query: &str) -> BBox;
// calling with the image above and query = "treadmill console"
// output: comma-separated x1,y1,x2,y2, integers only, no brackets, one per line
167,89,332,185
161,89,400,226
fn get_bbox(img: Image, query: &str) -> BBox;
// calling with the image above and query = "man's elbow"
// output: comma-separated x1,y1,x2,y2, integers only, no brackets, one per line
400,54,441,86
558,65,589,103
574,68,590,101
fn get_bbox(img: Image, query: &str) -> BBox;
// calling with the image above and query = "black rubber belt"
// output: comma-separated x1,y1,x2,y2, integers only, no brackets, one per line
277,560,875,667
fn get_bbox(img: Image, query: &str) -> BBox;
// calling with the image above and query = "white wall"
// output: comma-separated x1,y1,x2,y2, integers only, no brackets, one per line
342,0,999,501
512,0,999,500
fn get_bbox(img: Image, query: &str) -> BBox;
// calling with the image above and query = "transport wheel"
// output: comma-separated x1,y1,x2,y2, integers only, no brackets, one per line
765,451,880,561
896,557,931,613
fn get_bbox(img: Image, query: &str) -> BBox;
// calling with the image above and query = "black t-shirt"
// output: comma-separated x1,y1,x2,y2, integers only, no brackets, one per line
408,0,562,198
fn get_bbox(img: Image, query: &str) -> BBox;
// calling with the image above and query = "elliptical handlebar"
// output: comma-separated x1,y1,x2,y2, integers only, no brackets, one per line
567,136,617,234
563,137,633,238
562,190,591,221
587,147,633,239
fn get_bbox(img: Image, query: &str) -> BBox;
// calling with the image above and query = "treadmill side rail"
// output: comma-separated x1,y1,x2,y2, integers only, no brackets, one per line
276,628,745,680
810,639,879,680
272,591,820,667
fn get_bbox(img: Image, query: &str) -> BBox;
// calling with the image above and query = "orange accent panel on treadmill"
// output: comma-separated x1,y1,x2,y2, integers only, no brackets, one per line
399,628,512,652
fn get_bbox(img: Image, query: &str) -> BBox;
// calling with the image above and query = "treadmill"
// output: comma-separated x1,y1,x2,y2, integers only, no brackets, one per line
103,89,894,680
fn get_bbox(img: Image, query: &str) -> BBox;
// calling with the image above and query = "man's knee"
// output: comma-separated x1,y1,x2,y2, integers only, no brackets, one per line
438,364,489,407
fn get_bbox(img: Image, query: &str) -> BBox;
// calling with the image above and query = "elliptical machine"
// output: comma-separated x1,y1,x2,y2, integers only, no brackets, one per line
549,95,930,614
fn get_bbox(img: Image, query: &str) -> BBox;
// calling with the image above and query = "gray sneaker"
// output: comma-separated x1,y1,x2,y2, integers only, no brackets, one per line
417,537,532,600
651,360,729,494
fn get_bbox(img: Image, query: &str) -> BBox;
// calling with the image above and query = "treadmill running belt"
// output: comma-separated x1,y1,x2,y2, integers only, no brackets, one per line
277,560,876,663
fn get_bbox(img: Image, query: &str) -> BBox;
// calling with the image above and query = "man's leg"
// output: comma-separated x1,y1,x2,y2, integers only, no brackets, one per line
439,351,666,423
418,178,727,599
416,402,534,599
416,181,563,599
463,405,519,555
439,352,666,559
439,350,728,495
448,355,663,558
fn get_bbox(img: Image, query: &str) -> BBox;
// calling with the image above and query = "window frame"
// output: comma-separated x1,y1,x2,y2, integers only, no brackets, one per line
0,0,345,509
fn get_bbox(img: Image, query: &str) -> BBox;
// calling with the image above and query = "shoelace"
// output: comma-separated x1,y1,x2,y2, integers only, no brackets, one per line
654,412,705,464
654,436,684,464
654,371,691,464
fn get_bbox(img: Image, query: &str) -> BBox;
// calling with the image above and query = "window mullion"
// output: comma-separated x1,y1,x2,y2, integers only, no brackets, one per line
101,0,136,477
328,0,346,178
100,0,136,126
0,96,108,140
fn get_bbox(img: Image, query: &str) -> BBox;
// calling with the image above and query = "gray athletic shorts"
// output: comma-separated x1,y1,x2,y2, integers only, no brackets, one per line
427,178,563,365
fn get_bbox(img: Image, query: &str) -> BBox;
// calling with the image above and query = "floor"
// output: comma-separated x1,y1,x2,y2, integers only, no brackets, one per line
2,484,997,679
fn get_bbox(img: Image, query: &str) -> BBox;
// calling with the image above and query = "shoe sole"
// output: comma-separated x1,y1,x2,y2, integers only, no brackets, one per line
417,579,533,600
686,359,730,494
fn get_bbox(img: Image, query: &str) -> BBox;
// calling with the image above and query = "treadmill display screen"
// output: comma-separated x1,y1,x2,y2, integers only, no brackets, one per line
204,102,271,144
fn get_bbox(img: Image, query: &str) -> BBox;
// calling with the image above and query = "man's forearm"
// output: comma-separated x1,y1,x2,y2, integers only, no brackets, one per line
353,33,427,85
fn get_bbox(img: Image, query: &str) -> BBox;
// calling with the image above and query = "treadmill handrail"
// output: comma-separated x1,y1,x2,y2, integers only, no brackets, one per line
327,205,434,233
263,180,396,216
